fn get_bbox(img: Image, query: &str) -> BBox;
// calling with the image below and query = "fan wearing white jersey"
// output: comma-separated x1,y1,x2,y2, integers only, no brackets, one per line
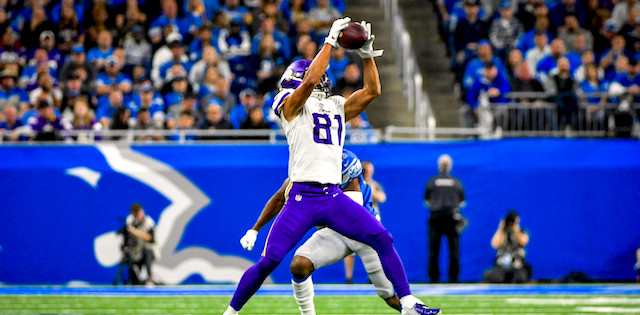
223,18,441,315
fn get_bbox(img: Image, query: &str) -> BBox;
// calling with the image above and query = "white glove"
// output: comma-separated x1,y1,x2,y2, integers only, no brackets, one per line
355,21,384,58
324,17,352,47
240,229,258,251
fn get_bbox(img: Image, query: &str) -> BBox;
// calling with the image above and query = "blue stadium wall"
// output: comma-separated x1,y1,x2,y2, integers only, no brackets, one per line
0,139,639,285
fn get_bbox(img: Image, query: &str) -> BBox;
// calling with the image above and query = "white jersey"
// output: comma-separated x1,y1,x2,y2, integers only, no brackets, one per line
273,89,346,184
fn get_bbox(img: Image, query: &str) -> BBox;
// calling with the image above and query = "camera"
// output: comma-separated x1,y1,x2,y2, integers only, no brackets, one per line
504,210,518,230
117,224,137,264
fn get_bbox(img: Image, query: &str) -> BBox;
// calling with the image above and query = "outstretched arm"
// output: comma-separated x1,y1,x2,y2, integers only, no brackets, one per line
344,21,384,121
251,178,290,232
240,179,290,250
282,17,351,122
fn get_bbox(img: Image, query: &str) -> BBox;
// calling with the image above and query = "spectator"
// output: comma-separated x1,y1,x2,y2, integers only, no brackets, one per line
124,0,148,29
204,77,236,115
95,56,132,98
152,32,185,87
506,49,523,79
484,210,530,283
549,57,579,130
0,29,27,67
609,58,640,100
19,5,55,50
56,4,85,55
28,100,66,141
181,0,207,38
516,17,554,54
618,7,640,49
345,112,377,144
558,15,594,52
97,89,125,127
133,107,163,142
197,66,222,102
334,63,363,94
29,72,62,110
254,33,286,94
548,0,585,30
221,0,251,27
87,30,115,69
190,46,233,92
169,110,198,141
124,25,152,69
464,61,511,127
230,88,258,129
61,72,88,115
564,34,589,73
110,107,131,133
62,98,101,142
163,74,192,112
124,203,156,286
308,0,341,35
0,104,24,141
240,105,270,130
453,0,489,60
489,1,523,60
424,154,466,283
612,0,640,29
59,45,97,91
126,82,166,127
511,60,544,94
594,19,618,57
158,36,193,85
37,30,64,71
284,0,309,35
150,0,184,35
189,24,218,62
198,101,234,130
329,47,354,82
537,39,566,86
578,63,608,128
167,91,200,129
252,17,292,61
573,51,602,83
250,0,289,36
218,19,253,93
0,69,28,116
600,35,632,78
463,41,508,91
525,32,550,77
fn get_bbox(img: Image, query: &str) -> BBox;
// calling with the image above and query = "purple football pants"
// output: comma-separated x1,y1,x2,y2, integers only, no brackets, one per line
229,182,411,310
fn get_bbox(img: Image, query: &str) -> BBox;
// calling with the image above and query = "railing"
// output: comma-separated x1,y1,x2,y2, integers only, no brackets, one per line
380,0,436,132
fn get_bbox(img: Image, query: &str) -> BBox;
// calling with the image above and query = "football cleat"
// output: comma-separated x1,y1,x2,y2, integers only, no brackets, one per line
402,303,442,315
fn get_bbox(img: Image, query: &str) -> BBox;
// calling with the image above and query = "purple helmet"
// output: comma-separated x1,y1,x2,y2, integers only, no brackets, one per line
278,59,331,96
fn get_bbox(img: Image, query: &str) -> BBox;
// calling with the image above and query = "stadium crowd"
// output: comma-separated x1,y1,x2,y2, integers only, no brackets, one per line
436,0,640,132
0,0,374,142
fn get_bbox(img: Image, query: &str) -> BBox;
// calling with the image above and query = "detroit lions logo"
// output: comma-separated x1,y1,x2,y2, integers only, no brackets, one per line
67,144,262,284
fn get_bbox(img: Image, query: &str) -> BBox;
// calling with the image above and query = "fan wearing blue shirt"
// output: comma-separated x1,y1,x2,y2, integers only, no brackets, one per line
0,70,29,113
150,0,189,35
87,30,114,68
466,61,510,108
463,40,509,91
95,57,132,99
251,18,292,60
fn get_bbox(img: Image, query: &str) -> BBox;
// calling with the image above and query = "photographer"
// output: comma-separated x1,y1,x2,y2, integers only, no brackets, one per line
122,203,156,286
484,210,530,283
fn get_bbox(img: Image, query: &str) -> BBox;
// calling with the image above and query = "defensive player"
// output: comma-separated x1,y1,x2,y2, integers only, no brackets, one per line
240,149,401,314
222,18,440,315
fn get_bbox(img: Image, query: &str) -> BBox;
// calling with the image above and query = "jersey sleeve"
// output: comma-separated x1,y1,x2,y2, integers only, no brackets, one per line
271,88,295,117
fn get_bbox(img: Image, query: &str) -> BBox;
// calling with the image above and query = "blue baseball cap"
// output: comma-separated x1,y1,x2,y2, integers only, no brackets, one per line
500,1,511,8
71,45,85,54
478,39,491,47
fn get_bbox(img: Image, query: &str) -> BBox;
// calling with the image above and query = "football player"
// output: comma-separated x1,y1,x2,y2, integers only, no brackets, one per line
240,149,400,314
222,17,440,315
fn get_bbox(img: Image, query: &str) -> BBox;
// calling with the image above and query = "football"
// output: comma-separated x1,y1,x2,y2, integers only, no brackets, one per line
338,22,367,50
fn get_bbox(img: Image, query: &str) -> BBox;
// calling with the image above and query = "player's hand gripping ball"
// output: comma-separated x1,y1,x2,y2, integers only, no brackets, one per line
338,22,368,49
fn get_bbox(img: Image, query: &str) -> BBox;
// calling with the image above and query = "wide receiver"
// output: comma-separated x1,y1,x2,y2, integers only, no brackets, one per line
240,149,401,314
222,17,441,315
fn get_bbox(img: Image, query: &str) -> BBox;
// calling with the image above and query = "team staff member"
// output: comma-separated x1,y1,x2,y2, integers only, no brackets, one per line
424,154,466,283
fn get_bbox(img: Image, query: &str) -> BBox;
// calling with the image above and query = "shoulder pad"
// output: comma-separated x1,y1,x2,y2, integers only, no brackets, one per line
272,89,295,117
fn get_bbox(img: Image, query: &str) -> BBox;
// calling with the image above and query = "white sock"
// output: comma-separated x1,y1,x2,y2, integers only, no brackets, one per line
223,305,239,315
292,276,316,315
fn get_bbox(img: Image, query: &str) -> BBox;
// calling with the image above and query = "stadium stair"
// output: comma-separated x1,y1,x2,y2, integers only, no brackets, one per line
345,0,414,127
399,0,462,127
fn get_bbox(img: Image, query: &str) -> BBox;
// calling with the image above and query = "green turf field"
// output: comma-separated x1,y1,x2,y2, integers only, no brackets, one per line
2,295,640,314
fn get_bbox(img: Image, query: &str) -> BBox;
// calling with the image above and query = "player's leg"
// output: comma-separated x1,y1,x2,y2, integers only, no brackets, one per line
428,219,442,283
446,219,460,283
346,237,400,312
344,254,355,284
225,198,314,314
290,228,352,315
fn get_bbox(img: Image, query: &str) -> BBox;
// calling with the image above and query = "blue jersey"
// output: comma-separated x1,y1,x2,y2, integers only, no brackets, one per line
341,149,378,219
